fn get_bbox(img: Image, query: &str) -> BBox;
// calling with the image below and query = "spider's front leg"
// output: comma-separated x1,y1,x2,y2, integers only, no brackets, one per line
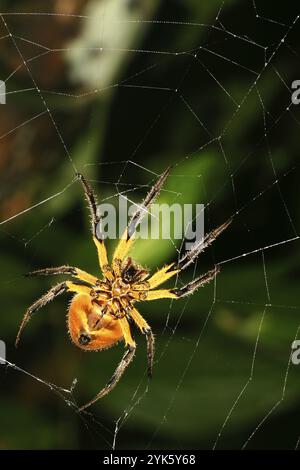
143,217,232,294
77,173,113,281
144,267,220,300
112,166,172,270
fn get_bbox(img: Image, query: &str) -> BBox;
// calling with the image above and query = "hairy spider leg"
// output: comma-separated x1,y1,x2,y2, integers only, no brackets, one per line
142,218,232,297
144,267,220,300
77,173,113,281
112,166,172,269
26,265,99,285
15,281,91,346
79,316,136,411
129,306,154,377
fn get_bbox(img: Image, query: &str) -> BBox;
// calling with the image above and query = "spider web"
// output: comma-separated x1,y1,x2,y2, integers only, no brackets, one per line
0,0,300,450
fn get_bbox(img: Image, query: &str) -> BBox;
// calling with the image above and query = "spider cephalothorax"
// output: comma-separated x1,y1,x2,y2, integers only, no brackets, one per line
16,168,231,410
68,257,150,351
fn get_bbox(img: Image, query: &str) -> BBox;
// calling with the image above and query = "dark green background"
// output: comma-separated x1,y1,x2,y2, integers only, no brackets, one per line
0,0,300,450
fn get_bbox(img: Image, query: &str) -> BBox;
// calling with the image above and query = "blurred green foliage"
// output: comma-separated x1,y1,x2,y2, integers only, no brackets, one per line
0,0,300,450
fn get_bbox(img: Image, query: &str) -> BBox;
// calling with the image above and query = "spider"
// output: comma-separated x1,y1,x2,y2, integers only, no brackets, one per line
16,168,231,411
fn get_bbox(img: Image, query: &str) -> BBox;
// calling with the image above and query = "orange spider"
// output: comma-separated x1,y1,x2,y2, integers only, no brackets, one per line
16,168,231,410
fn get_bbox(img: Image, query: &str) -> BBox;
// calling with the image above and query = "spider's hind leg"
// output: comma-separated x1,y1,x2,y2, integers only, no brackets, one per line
15,282,67,347
79,317,136,411
16,281,92,347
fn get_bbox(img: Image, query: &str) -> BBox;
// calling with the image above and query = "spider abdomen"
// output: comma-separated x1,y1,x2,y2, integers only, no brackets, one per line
68,294,123,351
